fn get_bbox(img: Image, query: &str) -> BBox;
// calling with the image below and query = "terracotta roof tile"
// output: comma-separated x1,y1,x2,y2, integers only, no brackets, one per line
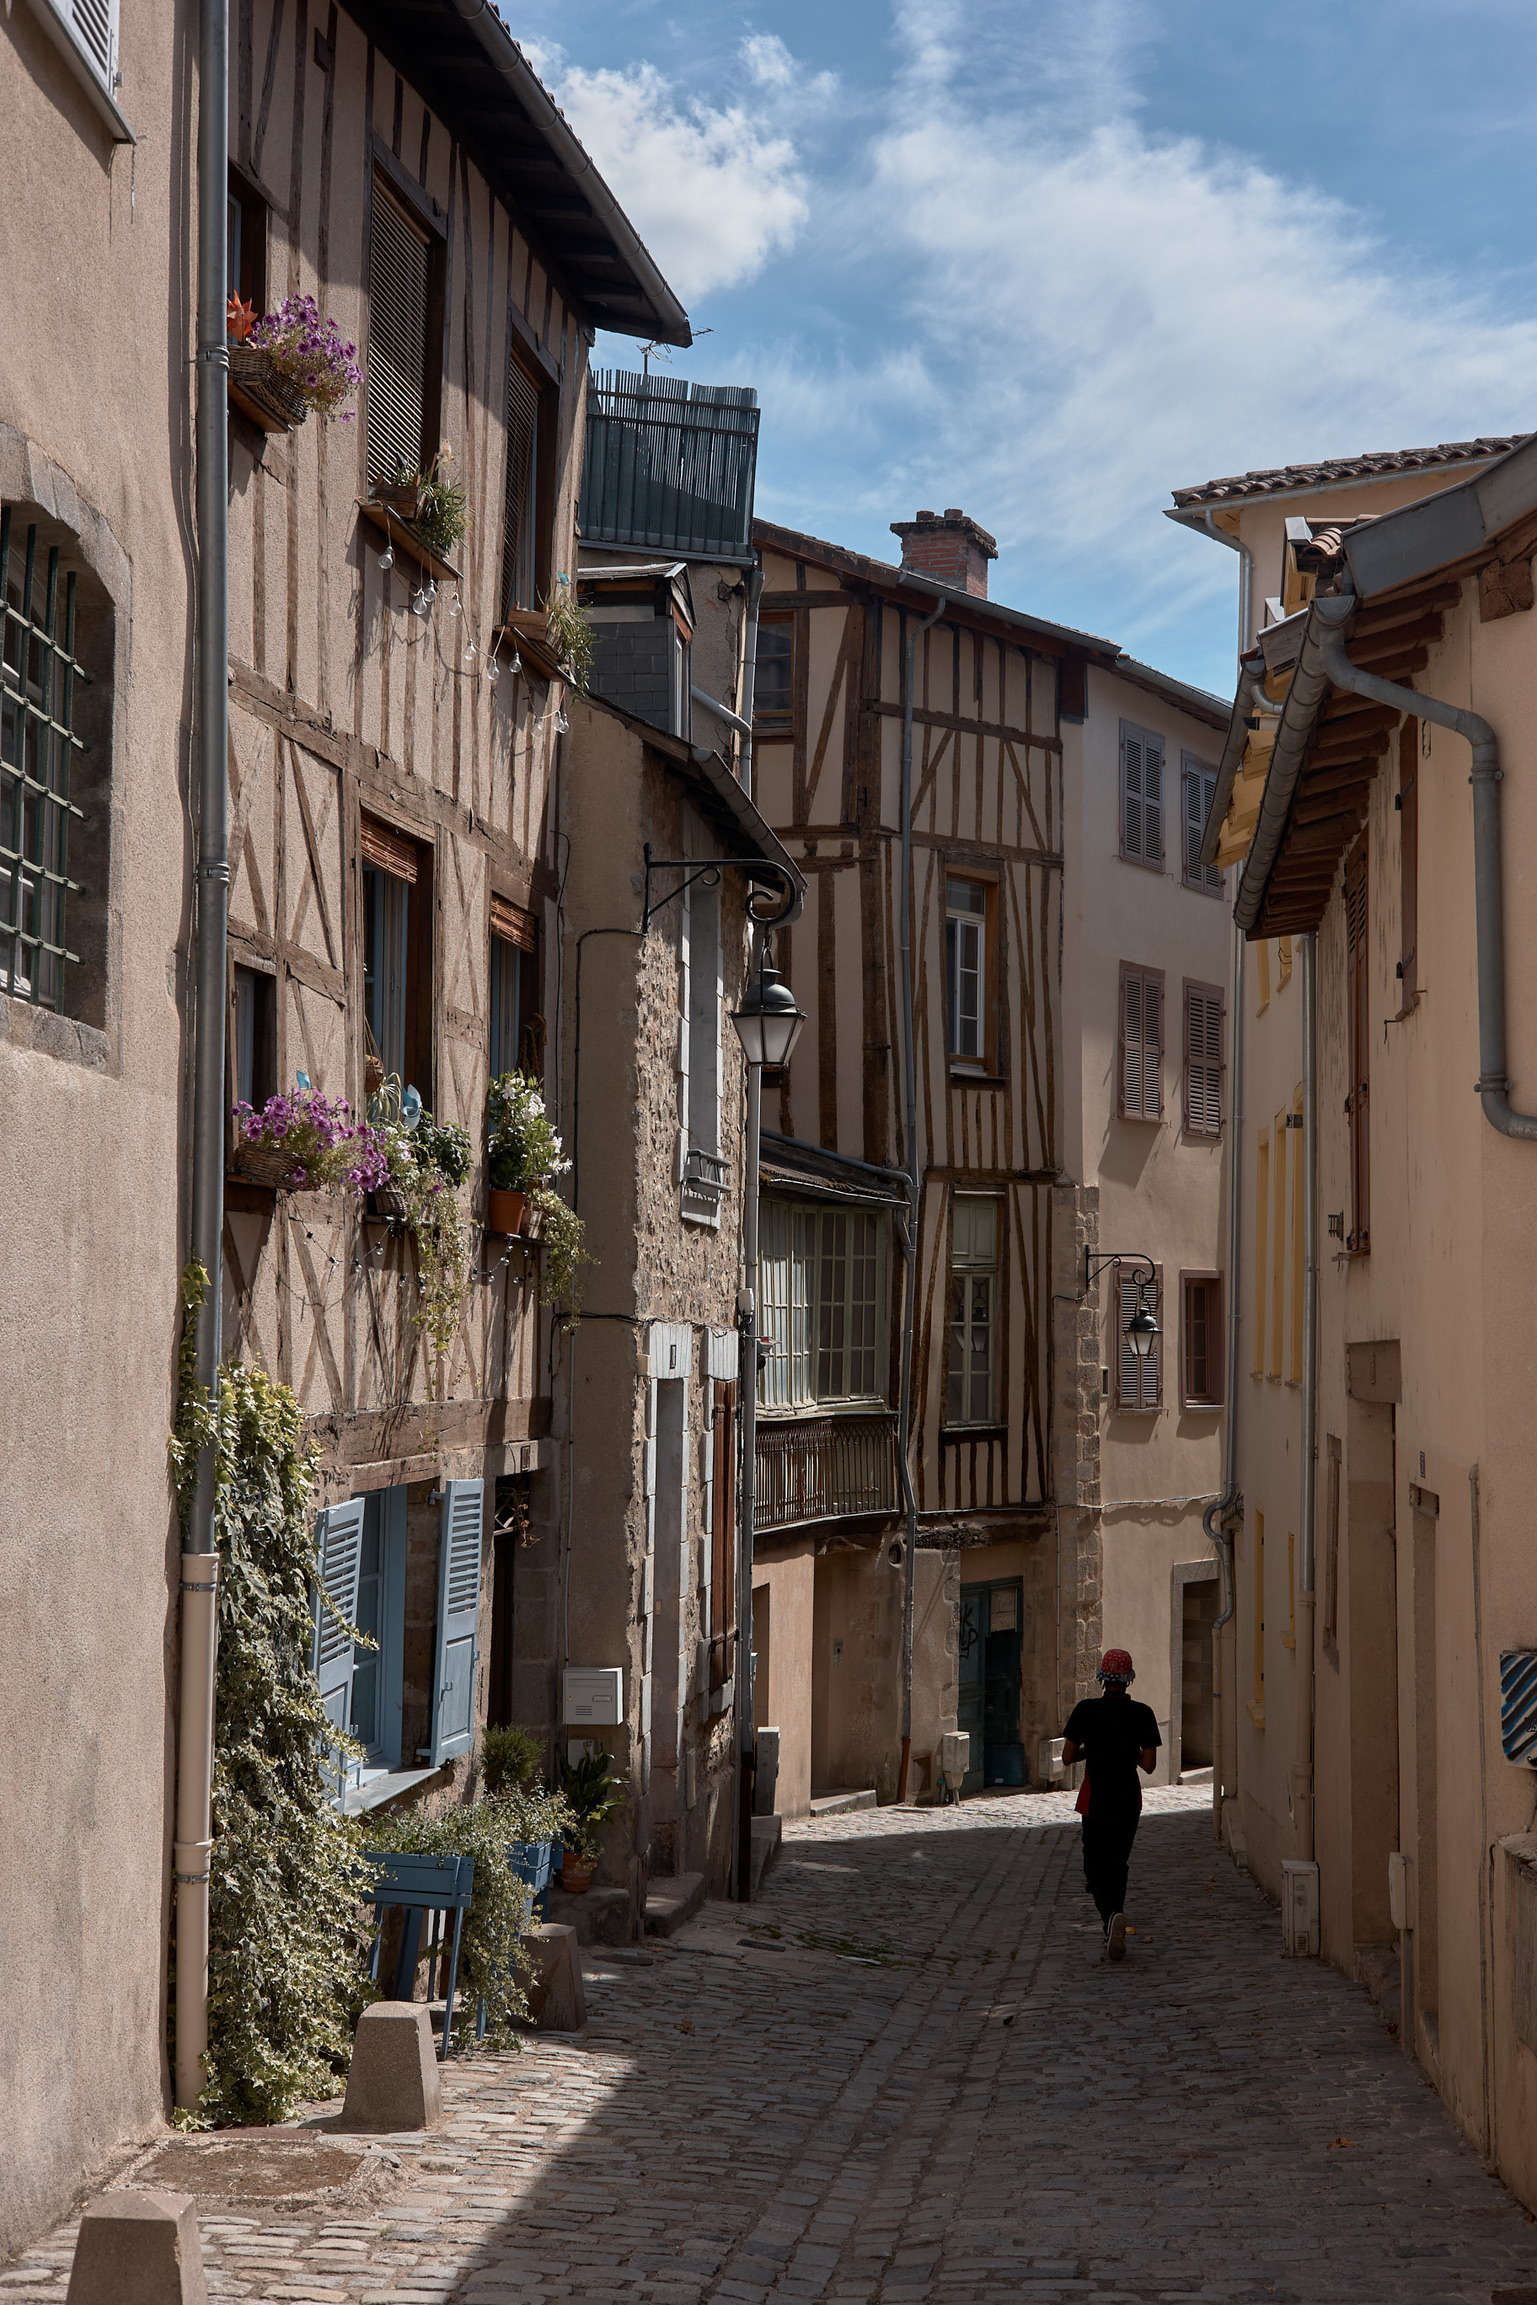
1170,436,1528,509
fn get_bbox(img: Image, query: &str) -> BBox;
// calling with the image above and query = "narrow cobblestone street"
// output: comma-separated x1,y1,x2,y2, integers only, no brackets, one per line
9,1787,1537,2305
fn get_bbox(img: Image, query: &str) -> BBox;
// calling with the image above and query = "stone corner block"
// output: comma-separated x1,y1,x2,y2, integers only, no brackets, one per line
338,2000,443,2130
67,2189,207,2305
517,1922,587,2031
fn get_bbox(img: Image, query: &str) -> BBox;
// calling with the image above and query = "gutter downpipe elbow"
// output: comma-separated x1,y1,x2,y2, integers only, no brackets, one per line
1203,920,1244,1836
1204,508,1255,671
896,591,946,1801
1315,618,1537,1141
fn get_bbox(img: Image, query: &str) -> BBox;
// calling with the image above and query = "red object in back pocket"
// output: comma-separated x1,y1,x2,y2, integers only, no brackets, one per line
1075,1772,1091,1816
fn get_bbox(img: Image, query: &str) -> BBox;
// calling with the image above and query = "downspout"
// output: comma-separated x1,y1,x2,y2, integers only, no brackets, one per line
1204,508,1255,671
1315,608,1537,1139
896,593,945,1801
737,558,764,804
1294,932,1318,1867
175,0,230,2112
1202,921,1244,1842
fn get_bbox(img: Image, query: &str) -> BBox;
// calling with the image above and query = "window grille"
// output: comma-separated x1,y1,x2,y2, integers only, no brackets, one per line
366,186,431,486
1,509,87,1010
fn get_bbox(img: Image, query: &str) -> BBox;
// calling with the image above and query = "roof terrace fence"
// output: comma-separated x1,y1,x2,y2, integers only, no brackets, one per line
580,371,760,561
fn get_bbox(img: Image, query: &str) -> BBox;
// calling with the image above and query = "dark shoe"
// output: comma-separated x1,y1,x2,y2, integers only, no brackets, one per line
1106,1912,1127,1962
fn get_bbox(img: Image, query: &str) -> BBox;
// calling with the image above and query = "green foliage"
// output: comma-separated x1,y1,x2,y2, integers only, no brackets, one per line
541,575,594,689
391,444,468,557
366,1796,534,2047
485,1069,566,1192
168,1261,216,1533
560,1747,625,1862
171,1269,374,2125
481,1723,543,1796
531,1184,593,1332
414,1109,472,1189
373,1078,472,1382
506,1781,571,1847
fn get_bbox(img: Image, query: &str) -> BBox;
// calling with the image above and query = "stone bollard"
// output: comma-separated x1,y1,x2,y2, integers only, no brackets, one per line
517,1923,586,2031
66,2190,207,2305
338,2001,442,2130
753,1725,780,1817
940,1730,971,1802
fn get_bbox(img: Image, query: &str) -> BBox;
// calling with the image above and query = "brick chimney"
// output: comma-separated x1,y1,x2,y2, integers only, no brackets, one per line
890,507,998,599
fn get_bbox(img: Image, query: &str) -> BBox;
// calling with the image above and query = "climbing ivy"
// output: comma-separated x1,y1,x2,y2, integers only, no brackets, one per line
170,1265,373,2124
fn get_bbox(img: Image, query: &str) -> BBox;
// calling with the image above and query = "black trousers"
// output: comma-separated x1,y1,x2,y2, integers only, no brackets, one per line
1081,1801,1140,1925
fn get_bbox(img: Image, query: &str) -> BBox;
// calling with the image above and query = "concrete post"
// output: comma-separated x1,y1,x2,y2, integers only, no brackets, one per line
66,2191,207,2305
338,2003,443,2130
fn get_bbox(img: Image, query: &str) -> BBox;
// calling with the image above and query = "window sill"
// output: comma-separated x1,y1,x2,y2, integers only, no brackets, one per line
1181,1399,1223,1414
940,1421,1006,1441
1116,1112,1164,1127
1110,1405,1161,1417
0,993,108,1072
1118,853,1165,873
948,1067,1007,1087
343,1764,440,1815
1246,1701,1266,1730
757,1401,893,1423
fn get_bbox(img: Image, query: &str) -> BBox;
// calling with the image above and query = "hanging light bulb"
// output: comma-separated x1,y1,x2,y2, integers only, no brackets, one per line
510,647,523,678
377,542,394,572
488,657,499,687
464,636,477,663
555,705,569,734
410,585,430,616
448,589,462,618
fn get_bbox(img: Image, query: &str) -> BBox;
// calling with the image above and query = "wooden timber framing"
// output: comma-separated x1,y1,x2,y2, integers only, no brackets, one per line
221,0,592,1473
753,520,1114,1521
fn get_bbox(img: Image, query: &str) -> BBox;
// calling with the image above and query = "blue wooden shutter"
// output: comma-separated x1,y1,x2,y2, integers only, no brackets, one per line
431,1480,484,1765
313,1497,366,1741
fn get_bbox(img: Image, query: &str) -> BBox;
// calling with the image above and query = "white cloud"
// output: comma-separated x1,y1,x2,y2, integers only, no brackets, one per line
743,33,795,89
542,60,809,302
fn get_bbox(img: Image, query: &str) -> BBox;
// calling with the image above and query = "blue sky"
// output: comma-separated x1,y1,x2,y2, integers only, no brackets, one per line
505,1,1537,697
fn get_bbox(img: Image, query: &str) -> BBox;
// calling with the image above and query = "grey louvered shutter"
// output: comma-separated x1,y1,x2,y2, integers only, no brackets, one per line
1200,770,1222,893
1144,736,1164,865
1184,767,1205,884
1144,972,1164,1117
366,186,431,486
1185,985,1224,1136
502,359,540,613
431,1480,484,1764
313,1498,366,1740
49,0,118,90
1122,732,1144,861
1121,970,1143,1117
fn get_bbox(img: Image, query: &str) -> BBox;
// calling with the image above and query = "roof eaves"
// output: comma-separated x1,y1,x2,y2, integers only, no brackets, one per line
1166,437,1525,520
1108,654,1229,732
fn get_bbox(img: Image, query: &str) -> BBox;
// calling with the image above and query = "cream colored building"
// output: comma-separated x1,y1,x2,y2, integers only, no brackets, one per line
1187,431,1537,2211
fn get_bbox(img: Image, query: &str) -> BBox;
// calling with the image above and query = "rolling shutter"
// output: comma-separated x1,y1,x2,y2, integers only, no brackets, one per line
502,358,540,613
366,185,431,486
430,1479,484,1765
313,1498,366,1742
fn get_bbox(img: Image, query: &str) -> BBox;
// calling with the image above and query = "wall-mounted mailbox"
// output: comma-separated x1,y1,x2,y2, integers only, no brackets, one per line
563,1667,623,1727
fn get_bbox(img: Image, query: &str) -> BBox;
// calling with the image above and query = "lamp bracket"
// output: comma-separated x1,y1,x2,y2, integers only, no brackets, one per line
642,844,799,934
1083,1248,1154,1297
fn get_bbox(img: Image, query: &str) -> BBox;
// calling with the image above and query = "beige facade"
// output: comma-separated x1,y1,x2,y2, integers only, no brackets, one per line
1192,433,1537,2208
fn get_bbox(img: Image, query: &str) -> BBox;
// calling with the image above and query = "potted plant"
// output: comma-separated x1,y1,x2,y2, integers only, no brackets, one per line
542,573,594,688
483,1729,570,1917
372,445,467,559
227,293,362,431
232,1084,387,1194
485,1069,563,1235
557,1748,624,1894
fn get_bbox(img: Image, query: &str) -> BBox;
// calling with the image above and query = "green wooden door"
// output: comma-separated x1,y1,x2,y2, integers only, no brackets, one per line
958,1578,1025,1792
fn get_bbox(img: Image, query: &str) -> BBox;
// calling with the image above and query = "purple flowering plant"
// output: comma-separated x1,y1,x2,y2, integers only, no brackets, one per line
234,1085,387,1193
246,295,362,422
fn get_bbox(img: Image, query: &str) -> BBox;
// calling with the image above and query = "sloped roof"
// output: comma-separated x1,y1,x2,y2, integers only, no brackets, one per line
1169,437,1526,515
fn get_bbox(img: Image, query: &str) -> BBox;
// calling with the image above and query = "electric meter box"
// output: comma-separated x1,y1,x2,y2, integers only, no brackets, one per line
563,1667,624,1727
1281,1858,1320,1957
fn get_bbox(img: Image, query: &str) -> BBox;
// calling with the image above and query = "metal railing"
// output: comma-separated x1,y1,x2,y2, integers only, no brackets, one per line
581,371,760,561
754,1412,899,1533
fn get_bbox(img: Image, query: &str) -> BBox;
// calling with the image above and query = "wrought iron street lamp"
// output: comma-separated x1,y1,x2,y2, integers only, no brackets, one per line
728,948,805,1900
1084,1248,1160,1358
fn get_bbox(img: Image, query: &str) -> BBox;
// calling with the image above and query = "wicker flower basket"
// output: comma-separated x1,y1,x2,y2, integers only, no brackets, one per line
228,346,310,431
370,1182,410,1221
231,1137,304,1190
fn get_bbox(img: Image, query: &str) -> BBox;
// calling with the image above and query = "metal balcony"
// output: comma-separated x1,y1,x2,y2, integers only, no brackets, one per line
581,371,760,562
754,1412,899,1534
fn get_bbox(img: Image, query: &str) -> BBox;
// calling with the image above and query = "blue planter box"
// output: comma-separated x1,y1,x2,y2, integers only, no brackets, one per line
508,1836,558,1918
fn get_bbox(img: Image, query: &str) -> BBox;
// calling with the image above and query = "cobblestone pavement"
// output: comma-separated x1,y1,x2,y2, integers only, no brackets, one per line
8,1786,1537,2304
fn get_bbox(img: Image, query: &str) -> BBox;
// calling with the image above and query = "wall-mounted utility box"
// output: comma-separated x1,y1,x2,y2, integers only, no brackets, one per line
1281,1858,1320,1957
563,1667,623,1727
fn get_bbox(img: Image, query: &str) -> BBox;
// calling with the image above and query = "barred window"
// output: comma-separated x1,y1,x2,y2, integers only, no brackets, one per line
1,508,87,1011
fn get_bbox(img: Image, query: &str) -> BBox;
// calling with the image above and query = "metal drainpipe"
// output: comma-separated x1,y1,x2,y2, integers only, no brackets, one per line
736,1028,763,1897
1295,932,1318,1866
895,593,945,1801
1202,921,1244,1843
1203,508,1256,672
737,559,764,803
175,0,230,2112
1316,614,1537,1140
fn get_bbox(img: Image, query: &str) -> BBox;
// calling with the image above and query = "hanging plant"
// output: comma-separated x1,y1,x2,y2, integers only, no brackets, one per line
540,574,594,689
229,293,363,423
376,445,468,558
233,1084,388,1194
168,1265,374,2127
371,1077,473,1384
531,1183,592,1331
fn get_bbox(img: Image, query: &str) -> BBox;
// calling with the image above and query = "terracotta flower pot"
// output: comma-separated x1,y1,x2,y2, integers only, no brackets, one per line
559,1853,597,1894
372,482,422,521
488,1186,526,1236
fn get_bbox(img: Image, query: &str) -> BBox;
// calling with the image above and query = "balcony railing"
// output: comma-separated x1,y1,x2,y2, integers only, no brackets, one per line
754,1412,899,1534
580,371,760,561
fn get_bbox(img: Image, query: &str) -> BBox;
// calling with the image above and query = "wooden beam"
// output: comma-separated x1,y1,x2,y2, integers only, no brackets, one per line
1293,785,1371,825
1348,582,1460,637
1298,758,1382,800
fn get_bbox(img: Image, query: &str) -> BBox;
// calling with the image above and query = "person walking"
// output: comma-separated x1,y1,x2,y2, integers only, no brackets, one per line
1061,1649,1160,1961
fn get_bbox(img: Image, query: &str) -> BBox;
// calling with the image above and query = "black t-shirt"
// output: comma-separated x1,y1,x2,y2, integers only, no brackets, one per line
1064,1693,1161,1810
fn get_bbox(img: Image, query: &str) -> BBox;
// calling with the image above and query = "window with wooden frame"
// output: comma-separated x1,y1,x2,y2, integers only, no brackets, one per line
1270,1106,1287,1377
1398,718,1418,1011
1322,1436,1342,1665
488,892,541,1081
361,815,430,1092
1181,755,1222,894
365,174,443,488
1250,1506,1266,1724
708,1380,737,1690
1288,1087,1304,1382
1253,1128,1269,1376
502,348,553,615
1115,1261,1163,1412
1120,720,1165,869
231,961,276,1113
1180,1272,1223,1407
946,875,996,1071
1119,962,1164,1121
1183,979,1224,1137
227,169,268,317
1344,837,1370,1253
754,614,794,733
946,1195,1000,1428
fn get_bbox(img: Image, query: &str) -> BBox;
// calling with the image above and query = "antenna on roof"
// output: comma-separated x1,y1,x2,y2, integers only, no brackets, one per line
639,327,713,376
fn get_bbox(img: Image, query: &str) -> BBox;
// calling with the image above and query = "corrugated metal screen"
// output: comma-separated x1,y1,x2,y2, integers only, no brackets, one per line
367,185,431,486
581,371,760,558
